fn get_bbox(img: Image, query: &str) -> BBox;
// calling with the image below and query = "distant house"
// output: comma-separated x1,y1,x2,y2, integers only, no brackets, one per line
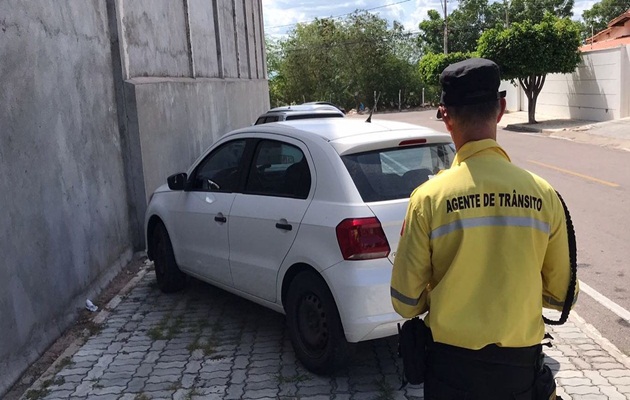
582,9,630,52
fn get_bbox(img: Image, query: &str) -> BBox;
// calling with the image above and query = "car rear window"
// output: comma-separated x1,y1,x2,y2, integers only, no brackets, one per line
341,143,456,202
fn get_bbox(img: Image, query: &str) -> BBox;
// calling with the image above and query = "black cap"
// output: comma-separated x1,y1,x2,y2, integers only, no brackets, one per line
436,58,506,119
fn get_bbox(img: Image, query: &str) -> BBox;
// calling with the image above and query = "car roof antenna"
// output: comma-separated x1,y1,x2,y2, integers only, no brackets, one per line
365,92,380,123
365,108,374,123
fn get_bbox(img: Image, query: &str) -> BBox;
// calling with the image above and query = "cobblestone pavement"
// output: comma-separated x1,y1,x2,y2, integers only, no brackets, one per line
24,267,630,400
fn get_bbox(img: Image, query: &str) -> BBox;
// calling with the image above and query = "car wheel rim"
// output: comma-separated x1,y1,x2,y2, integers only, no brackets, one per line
296,293,328,354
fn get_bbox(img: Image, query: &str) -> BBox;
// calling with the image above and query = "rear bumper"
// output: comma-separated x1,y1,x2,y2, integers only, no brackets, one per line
322,258,405,343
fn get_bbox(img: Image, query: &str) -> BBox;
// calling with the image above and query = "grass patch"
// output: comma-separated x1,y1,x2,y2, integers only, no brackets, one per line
85,321,103,337
373,378,395,400
168,381,182,390
187,337,217,356
148,314,185,340
135,394,151,400
25,388,50,400
276,373,311,384
24,375,66,400
185,388,201,400
147,326,165,341
57,357,74,369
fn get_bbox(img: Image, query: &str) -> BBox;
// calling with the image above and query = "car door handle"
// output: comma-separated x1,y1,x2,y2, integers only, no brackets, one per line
214,215,227,223
275,223,292,231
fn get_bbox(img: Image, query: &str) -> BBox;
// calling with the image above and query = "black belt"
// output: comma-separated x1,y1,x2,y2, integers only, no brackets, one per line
429,341,542,368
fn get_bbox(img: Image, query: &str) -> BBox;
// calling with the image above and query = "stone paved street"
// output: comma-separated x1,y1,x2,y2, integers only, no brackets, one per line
24,265,630,400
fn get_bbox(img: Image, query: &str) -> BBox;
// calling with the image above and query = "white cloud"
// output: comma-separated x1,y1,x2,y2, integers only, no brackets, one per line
262,0,600,38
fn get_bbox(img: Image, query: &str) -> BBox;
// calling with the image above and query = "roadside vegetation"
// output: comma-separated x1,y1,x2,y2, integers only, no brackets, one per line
267,0,622,121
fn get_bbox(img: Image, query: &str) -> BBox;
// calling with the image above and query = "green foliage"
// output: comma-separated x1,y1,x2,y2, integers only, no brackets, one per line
478,13,582,122
416,0,576,55
477,14,582,79
506,0,574,24
582,0,630,37
267,11,423,111
418,52,475,86
418,52,475,103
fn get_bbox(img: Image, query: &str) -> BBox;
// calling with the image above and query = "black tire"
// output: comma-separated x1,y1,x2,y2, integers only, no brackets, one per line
151,222,187,293
286,271,354,374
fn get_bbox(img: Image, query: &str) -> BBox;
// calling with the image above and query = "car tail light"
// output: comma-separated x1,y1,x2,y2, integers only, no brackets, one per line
399,138,427,146
336,217,390,260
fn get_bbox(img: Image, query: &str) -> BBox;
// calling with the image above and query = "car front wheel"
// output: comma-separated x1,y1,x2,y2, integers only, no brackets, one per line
151,222,187,293
286,271,353,374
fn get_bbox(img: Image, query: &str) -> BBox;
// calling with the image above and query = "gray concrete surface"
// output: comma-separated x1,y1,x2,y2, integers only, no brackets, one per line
500,111,630,152
19,264,630,400
0,2,135,394
0,1,268,396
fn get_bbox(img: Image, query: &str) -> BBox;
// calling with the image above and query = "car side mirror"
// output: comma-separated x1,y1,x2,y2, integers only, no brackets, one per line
167,173,188,191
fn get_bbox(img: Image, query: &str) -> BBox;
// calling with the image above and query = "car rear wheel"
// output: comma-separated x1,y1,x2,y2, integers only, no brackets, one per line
152,222,186,293
286,271,353,374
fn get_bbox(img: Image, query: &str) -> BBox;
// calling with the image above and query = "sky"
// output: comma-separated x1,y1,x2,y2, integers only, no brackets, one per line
262,0,598,38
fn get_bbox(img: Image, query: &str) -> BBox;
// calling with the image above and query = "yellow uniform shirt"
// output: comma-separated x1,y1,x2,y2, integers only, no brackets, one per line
391,139,578,349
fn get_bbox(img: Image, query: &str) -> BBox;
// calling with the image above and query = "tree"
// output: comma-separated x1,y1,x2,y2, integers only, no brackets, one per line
416,0,579,57
417,10,445,54
477,14,582,123
418,52,475,103
417,0,514,55
506,0,574,24
582,0,630,37
267,11,422,111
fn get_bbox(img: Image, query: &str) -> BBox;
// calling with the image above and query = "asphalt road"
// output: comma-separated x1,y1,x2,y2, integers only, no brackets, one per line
363,110,630,357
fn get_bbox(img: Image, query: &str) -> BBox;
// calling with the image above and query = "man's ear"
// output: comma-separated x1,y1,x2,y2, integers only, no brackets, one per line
441,106,454,131
497,98,507,123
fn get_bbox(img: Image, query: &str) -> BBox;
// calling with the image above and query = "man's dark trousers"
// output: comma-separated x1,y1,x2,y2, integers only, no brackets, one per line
423,341,555,400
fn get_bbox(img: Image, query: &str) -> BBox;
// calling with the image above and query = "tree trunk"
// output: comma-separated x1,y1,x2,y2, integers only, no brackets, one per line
518,74,547,124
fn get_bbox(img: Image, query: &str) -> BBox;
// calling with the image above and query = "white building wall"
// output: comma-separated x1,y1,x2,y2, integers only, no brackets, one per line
501,80,521,112
512,46,629,121
621,46,630,118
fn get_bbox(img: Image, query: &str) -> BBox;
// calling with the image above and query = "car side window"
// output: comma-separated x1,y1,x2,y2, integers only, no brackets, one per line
191,139,247,192
245,140,311,199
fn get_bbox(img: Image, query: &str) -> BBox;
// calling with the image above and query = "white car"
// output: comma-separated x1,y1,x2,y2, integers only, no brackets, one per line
254,104,344,125
145,118,455,373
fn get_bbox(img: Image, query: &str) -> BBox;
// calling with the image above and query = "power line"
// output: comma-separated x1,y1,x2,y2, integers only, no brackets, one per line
266,0,413,29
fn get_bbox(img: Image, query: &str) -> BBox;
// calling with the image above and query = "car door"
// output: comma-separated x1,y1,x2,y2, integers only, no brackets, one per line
229,138,313,302
172,139,249,287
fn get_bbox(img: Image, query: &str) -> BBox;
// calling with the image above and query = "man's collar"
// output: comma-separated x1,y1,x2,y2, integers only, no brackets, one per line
452,139,510,165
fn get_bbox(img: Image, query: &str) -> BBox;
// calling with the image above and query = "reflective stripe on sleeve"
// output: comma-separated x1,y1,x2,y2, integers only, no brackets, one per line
430,216,550,240
391,287,421,306
544,292,579,307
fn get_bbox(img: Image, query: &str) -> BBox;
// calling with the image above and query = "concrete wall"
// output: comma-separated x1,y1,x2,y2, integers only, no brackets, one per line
132,78,269,203
0,0,268,395
0,1,134,394
117,0,269,240
513,45,630,121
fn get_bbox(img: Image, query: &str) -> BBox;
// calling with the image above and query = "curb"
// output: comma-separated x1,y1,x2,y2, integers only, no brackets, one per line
503,123,543,133
570,311,630,370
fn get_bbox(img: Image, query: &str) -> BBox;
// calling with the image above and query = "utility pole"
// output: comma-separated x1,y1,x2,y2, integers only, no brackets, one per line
504,0,509,27
442,0,448,54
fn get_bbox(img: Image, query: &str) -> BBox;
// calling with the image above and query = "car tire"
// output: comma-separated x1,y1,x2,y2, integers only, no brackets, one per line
152,222,187,293
286,271,354,374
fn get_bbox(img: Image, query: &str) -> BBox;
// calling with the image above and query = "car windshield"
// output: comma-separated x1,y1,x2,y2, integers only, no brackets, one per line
341,143,456,202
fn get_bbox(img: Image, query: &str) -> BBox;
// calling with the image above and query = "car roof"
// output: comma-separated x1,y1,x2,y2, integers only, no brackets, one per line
265,104,343,113
229,118,453,156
